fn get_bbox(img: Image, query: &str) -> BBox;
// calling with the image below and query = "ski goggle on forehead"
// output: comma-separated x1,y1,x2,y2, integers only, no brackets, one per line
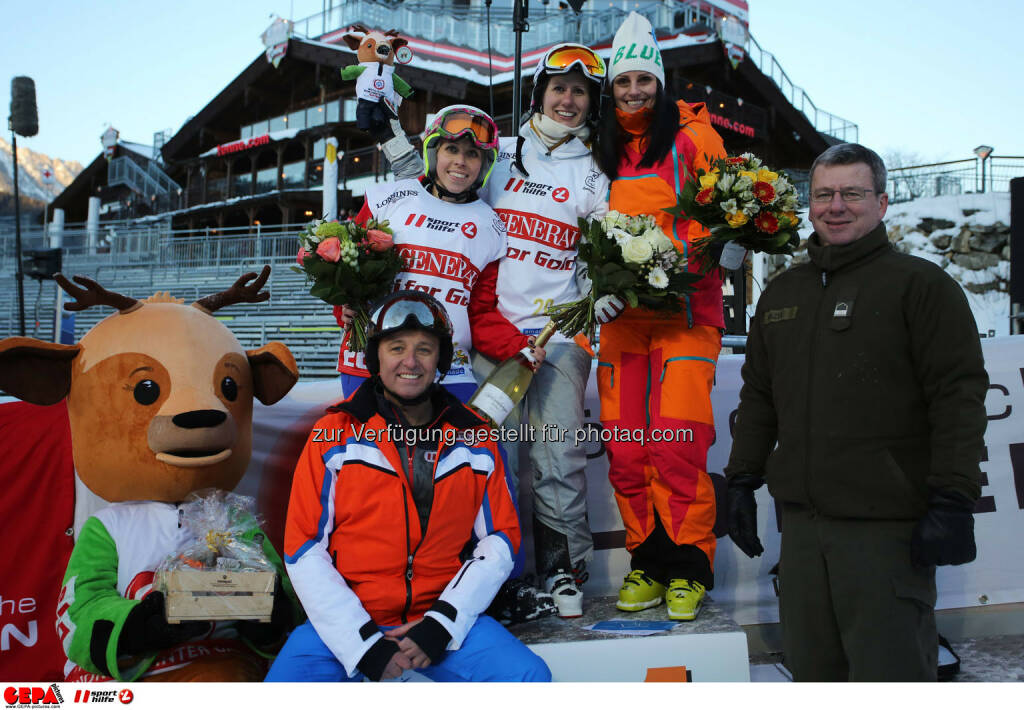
433,110,498,151
544,45,606,80
371,298,453,337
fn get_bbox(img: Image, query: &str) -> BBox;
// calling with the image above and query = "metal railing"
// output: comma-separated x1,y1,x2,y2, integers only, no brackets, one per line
6,153,1019,275
295,1,719,56
157,227,303,271
0,222,308,275
886,156,1024,204
108,157,183,212
293,0,638,56
742,34,857,143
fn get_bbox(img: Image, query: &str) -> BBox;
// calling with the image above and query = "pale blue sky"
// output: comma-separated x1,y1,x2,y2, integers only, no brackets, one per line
2,0,1021,167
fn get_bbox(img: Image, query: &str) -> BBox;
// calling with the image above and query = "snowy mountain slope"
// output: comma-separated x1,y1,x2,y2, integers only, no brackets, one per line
0,136,82,205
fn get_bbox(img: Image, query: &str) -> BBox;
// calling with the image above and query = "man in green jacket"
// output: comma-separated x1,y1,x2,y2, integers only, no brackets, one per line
725,143,987,681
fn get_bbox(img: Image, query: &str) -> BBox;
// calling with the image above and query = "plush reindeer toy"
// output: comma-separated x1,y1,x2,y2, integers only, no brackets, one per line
340,23,413,143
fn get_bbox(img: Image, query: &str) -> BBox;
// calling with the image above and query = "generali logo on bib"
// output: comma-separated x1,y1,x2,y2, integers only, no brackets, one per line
497,209,579,251
397,244,482,289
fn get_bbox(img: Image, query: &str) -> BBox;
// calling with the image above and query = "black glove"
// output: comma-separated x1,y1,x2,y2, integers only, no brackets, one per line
236,579,295,649
403,615,451,664
117,591,210,657
727,473,765,558
708,240,726,264
911,489,977,568
357,637,401,682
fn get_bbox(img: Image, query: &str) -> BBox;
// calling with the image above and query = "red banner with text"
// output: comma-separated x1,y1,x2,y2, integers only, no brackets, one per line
0,402,75,681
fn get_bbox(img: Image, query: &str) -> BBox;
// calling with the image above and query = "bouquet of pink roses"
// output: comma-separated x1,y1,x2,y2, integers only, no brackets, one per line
292,218,404,352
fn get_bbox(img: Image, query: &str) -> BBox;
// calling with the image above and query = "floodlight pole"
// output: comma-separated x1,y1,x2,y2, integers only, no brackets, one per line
9,120,26,336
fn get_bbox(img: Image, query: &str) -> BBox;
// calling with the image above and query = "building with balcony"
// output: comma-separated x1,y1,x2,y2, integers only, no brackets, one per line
45,0,856,234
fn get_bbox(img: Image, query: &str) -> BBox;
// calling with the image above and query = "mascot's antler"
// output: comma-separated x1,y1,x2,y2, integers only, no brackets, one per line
348,23,370,35
55,274,139,313
194,265,272,313
384,28,402,37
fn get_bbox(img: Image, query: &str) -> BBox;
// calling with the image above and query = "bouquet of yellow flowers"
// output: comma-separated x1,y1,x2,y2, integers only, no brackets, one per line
666,152,802,272
292,218,405,352
544,211,701,339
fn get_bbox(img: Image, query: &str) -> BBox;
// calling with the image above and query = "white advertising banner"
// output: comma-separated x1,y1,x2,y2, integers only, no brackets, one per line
231,337,1024,626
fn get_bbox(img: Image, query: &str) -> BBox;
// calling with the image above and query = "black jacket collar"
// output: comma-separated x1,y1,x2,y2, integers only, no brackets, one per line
807,221,891,273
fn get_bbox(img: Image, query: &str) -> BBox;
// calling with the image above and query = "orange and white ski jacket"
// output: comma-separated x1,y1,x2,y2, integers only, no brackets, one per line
283,381,520,676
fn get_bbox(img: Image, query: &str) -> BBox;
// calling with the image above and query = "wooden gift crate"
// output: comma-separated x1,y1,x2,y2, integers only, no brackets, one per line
156,569,276,624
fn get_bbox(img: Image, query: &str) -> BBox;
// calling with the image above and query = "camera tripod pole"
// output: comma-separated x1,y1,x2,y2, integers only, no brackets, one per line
511,0,530,126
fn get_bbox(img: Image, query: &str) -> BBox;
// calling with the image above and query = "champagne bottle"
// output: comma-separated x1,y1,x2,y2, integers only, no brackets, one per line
468,321,558,428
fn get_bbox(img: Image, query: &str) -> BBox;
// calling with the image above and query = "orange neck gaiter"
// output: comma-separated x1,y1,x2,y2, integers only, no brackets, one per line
616,106,654,156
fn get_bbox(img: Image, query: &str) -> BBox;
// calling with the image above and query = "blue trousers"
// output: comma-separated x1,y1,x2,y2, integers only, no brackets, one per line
265,616,550,682
340,373,476,404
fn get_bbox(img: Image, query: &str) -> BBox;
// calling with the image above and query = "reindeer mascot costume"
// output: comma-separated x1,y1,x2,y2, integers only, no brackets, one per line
0,267,301,682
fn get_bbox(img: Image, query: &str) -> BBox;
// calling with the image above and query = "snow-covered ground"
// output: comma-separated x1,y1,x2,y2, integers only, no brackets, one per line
885,193,1010,336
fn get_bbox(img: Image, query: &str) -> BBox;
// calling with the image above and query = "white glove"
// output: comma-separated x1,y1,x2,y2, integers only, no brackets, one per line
594,294,627,325
381,130,425,181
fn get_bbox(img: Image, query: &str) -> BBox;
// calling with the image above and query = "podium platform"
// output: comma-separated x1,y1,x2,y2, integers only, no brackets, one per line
515,595,751,682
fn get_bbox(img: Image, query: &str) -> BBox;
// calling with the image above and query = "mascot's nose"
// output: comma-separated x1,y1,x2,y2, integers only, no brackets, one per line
377,44,391,57
172,409,228,429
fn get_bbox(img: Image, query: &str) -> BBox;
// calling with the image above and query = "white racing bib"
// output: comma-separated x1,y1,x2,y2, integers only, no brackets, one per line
480,132,608,343
340,179,506,385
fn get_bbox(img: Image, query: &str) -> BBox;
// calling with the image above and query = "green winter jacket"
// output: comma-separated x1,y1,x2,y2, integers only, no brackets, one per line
725,222,987,519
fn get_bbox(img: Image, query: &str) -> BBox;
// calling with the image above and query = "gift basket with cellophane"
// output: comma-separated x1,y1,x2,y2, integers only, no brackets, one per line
154,490,277,623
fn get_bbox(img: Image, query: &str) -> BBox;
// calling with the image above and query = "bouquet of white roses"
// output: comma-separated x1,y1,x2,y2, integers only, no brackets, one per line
545,211,700,339
666,152,802,272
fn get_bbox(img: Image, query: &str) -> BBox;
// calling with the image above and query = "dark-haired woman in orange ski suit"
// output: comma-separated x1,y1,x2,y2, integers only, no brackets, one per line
595,12,727,622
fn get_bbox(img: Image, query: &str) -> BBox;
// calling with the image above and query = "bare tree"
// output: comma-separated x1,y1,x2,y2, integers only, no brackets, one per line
884,150,935,201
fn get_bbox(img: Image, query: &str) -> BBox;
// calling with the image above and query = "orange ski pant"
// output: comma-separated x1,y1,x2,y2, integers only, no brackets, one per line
597,311,719,567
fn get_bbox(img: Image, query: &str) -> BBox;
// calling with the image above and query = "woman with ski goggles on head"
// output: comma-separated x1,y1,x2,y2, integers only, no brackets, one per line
333,105,518,404
467,43,620,622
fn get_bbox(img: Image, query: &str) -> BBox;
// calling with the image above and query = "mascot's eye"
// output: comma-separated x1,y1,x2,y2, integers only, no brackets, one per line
133,380,160,405
221,377,238,401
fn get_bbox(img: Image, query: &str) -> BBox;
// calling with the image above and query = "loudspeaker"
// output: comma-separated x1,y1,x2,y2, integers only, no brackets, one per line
24,248,61,280
10,76,39,138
